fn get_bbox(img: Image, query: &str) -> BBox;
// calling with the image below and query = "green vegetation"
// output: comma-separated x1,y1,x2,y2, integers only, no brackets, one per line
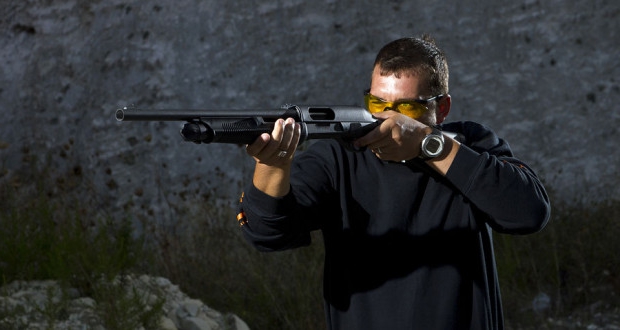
495,199,620,328
1,166,618,329
140,204,326,330
0,182,164,329
145,195,620,329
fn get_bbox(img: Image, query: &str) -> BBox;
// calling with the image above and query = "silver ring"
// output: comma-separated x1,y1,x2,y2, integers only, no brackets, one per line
277,150,288,158
376,147,382,154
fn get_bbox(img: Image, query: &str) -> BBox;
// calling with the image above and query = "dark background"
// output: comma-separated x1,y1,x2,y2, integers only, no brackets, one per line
0,1,618,328
1,0,618,223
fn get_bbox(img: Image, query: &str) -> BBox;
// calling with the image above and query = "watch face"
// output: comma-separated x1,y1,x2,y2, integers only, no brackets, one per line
420,128,444,160
427,139,441,153
422,135,444,158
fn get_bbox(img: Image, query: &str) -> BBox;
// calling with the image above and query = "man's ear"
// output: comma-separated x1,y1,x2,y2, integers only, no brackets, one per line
436,94,451,124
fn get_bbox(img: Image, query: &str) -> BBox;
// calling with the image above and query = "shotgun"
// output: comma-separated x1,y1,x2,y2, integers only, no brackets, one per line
115,104,379,149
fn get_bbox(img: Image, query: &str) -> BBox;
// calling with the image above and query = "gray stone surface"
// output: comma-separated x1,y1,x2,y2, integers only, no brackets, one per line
0,275,250,330
1,0,618,227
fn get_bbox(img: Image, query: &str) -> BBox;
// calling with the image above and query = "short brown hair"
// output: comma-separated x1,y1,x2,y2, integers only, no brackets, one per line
373,35,449,96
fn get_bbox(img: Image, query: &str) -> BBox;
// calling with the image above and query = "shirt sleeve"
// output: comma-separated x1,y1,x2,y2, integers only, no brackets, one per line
238,183,313,251
443,122,551,234
238,142,338,251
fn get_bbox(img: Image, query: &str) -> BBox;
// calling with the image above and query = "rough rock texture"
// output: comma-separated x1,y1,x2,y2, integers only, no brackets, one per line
0,275,250,330
0,2,618,218
0,1,618,329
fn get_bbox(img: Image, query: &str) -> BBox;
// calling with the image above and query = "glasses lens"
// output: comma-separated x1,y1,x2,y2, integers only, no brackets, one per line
364,93,387,113
394,102,427,119
364,93,428,119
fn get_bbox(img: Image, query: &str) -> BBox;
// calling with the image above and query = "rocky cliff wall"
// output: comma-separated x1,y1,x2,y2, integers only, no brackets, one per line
1,0,618,225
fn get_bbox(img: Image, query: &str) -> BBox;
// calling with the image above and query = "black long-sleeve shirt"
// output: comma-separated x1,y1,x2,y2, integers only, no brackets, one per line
239,121,550,329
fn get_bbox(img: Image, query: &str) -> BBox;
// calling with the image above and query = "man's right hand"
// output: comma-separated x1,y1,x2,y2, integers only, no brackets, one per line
245,118,301,197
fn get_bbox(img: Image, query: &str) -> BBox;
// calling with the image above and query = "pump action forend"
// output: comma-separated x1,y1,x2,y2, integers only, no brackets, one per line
115,104,380,148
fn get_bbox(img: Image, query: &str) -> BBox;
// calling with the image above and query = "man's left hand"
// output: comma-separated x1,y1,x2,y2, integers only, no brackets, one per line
354,111,430,162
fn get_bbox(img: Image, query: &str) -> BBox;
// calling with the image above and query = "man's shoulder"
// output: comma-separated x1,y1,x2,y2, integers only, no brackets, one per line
441,121,494,135
441,121,512,156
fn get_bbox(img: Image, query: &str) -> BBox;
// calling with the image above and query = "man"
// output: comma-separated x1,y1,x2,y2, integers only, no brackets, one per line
238,35,550,329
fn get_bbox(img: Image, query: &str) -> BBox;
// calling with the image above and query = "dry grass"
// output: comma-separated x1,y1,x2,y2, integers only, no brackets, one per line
1,163,617,329
495,199,620,328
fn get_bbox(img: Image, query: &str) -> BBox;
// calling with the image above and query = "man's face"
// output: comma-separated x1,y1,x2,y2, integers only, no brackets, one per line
368,65,438,126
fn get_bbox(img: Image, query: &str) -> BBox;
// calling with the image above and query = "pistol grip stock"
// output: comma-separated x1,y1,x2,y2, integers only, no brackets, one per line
336,119,381,152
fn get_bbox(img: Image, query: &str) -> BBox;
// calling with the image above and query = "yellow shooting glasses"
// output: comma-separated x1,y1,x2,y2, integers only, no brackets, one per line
364,89,444,119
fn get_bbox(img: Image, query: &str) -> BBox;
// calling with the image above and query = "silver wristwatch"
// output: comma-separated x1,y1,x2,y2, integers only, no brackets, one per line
419,126,444,160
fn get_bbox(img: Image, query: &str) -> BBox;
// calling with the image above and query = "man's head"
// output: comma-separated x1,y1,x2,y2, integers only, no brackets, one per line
368,35,451,125
373,35,449,96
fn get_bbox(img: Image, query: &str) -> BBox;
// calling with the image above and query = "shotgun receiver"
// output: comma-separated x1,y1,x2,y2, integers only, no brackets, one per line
115,105,379,148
